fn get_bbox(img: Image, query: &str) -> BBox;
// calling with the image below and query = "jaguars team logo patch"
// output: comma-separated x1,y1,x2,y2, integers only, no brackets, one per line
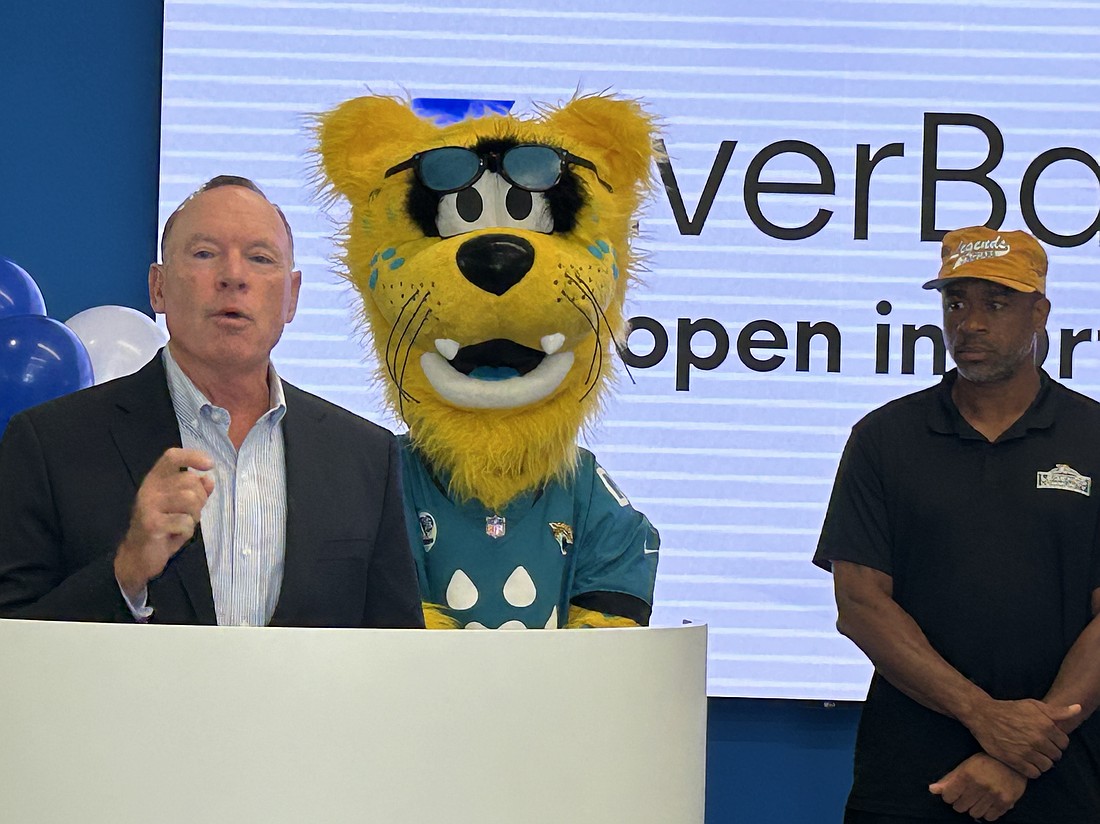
1036,464,1092,496
549,522,574,555
418,511,437,550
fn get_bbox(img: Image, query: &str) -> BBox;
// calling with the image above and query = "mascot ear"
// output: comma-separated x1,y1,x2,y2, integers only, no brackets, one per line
316,96,439,201
544,95,658,199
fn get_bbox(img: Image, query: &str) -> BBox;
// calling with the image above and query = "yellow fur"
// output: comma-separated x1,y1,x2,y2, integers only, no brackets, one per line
564,605,641,629
316,94,657,510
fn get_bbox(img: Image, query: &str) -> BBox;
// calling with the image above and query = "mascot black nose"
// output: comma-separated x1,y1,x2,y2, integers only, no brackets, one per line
455,234,535,296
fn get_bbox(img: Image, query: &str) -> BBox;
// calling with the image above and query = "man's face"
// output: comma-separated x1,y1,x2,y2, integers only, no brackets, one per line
941,278,1050,384
149,185,301,377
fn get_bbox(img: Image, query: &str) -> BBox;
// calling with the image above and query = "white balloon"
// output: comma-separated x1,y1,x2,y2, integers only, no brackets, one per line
65,305,169,385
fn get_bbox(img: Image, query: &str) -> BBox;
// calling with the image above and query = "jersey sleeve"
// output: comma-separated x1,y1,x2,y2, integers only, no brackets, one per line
813,422,893,576
569,453,659,624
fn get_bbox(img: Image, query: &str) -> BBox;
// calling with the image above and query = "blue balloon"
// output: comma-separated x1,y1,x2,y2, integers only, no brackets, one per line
0,257,47,320
0,314,93,437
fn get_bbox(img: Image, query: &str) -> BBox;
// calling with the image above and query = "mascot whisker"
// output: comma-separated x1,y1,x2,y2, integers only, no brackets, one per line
316,94,661,630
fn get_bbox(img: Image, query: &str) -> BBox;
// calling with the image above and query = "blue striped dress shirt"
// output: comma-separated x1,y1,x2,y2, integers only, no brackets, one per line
163,347,288,626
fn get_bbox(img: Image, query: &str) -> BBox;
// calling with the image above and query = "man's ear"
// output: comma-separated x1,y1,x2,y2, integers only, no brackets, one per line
1034,294,1052,330
285,269,302,323
315,96,440,203
148,263,166,313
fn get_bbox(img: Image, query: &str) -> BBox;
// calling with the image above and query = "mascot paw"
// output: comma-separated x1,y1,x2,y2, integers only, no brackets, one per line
564,604,641,629
423,603,462,629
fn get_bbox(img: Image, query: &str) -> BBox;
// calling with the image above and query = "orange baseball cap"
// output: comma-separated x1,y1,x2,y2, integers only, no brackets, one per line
923,226,1047,294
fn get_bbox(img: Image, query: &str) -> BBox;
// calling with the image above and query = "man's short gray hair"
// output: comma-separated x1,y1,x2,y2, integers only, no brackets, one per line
159,174,295,265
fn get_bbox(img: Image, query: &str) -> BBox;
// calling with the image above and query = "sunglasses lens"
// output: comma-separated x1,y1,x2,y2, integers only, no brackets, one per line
418,147,481,192
501,146,563,191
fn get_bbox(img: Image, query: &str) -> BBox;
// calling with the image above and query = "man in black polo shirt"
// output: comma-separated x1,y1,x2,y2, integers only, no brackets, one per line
815,226,1100,823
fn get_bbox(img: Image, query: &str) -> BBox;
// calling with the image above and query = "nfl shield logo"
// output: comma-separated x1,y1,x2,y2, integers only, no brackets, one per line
485,515,506,539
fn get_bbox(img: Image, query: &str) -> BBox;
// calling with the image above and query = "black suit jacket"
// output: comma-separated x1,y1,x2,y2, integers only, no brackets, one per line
0,354,423,628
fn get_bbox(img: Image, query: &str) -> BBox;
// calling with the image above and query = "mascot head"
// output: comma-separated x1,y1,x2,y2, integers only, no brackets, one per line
316,95,656,510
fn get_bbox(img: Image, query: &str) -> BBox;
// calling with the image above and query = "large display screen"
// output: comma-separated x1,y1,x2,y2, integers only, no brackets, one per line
160,0,1100,698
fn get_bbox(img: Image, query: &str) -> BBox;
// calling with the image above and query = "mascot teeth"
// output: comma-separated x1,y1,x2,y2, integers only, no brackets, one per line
540,333,566,355
420,349,575,410
436,334,567,362
434,338,461,361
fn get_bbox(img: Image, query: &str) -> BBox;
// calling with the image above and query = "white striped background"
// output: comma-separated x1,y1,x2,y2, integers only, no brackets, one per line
161,0,1100,699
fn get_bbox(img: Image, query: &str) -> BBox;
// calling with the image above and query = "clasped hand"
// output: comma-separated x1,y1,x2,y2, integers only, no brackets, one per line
930,753,1026,821
967,697,1080,778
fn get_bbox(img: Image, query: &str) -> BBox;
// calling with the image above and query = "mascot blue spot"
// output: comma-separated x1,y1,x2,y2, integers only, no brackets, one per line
370,253,379,265
612,264,620,280
596,239,610,253
381,248,397,260
470,365,520,381
389,258,405,270
587,245,604,260
368,268,379,289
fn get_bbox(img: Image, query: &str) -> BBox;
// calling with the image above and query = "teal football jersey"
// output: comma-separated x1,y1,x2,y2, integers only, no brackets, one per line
400,437,659,629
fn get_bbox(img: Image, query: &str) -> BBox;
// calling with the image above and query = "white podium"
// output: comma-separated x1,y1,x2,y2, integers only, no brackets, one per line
0,621,706,824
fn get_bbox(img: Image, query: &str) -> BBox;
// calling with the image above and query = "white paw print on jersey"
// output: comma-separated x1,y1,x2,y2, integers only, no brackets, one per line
463,606,558,630
445,566,558,629
445,569,478,610
503,566,536,607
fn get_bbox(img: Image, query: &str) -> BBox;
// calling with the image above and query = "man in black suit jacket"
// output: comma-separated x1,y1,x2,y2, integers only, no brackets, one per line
0,175,423,628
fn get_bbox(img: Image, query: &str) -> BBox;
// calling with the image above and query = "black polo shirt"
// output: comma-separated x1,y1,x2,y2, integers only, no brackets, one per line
815,369,1100,822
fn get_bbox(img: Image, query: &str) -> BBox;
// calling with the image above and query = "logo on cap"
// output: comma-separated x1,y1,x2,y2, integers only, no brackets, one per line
924,227,1047,293
950,236,1011,270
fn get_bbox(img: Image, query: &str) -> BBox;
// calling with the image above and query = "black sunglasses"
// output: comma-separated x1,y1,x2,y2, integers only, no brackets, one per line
384,143,613,194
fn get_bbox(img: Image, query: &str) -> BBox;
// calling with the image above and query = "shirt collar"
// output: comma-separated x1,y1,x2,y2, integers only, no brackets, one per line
162,346,287,430
929,368,1055,441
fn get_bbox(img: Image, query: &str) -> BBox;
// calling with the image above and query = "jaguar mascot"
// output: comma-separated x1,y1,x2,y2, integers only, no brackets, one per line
316,94,659,629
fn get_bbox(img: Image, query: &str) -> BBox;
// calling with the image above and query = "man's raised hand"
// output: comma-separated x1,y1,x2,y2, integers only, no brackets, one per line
113,448,214,598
